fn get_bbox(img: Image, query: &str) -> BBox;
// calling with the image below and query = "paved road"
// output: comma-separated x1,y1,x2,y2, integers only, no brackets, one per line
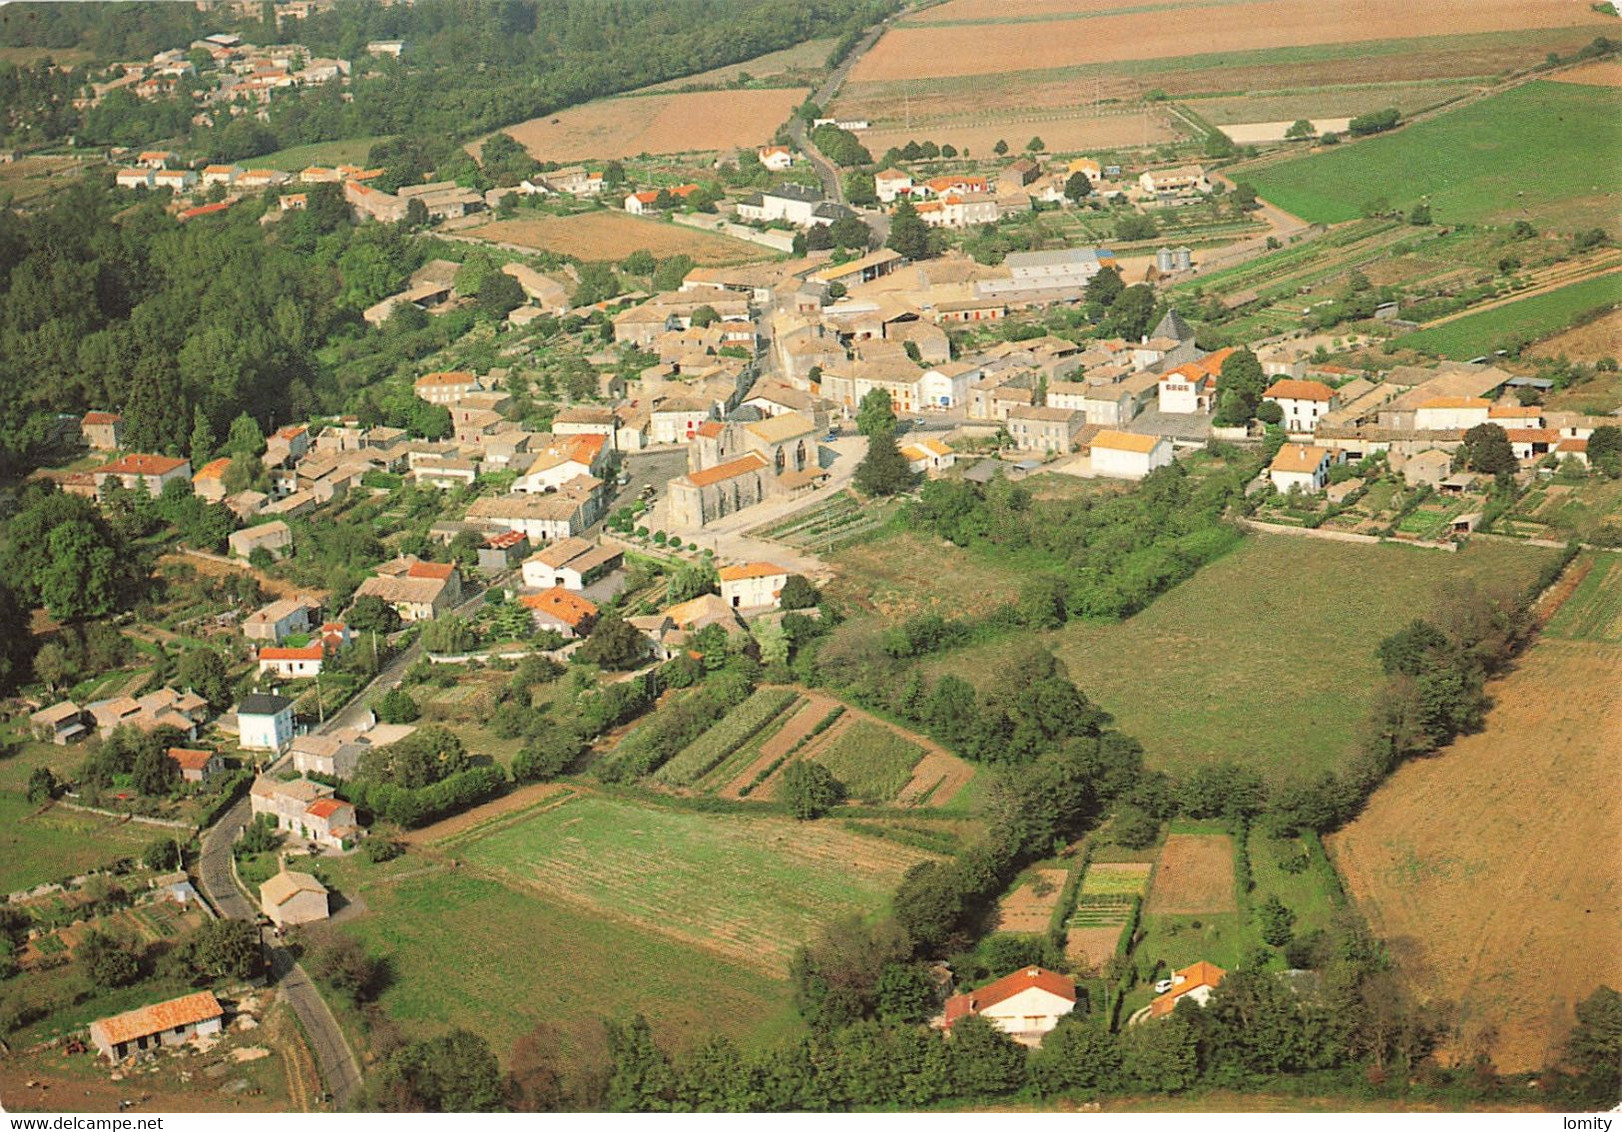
787,19,891,205
197,795,364,1109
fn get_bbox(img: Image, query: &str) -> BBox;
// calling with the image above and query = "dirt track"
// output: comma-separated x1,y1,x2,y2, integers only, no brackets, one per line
1328,638,1622,1073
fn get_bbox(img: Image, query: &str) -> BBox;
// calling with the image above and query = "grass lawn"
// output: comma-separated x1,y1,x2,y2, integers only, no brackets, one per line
824,527,1030,621
1245,82,1622,229
926,533,1555,781
0,742,156,894
1397,272,1622,360
811,720,926,804
1247,830,1342,943
256,137,389,172
454,792,937,974
328,857,802,1064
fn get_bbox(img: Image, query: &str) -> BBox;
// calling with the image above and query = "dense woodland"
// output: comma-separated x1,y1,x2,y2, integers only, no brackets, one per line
1,0,894,152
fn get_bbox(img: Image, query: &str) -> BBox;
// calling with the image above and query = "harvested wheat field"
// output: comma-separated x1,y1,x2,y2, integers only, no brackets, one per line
1552,59,1622,86
1529,307,1622,363
498,88,809,161
997,868,1070,934
467,213,769,265
859,112,1173,158
851,0,1609,82
1145,834,1237,915
1328,638,1622,1074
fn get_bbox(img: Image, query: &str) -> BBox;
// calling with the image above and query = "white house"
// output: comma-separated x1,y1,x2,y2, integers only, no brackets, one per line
718,563,791,611
944,967,1076,1045
152,168,198,192
874,168,913,203
757,145,793,171
1138,165,1210,196
242,596,318,643
1148,961,1227,1019
917,362,980,410
116,168,156,189
900,437,956,476
236,692,296,752
1264,378,1337,434
1269,443,1343,494
256,643,324,679
1414,397,1492,431
520,537,623,591
1090,430,1173,479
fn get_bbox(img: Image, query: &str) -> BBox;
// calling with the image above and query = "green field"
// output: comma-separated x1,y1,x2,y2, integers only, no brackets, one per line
927,532,1555,781
455,792,937,973
1398,273,1622,359
1245,82,1622,228
811,721,926,804
256,137,389,172
653,687,799,787
1546,552,1622,642
328,858,800,1062
0,741,155,894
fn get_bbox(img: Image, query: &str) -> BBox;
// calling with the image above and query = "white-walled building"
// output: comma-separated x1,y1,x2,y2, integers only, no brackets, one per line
1089,430,1174,479
236,693,296,752
1414,397,1492,431
1269,443,1343,494
718,563,791,611
1264,378,1338,434
944,967,1076,1045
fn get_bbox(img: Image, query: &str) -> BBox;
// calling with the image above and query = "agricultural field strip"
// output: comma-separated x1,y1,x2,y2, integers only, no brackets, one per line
810,720,928,803
653,688,801,787
1398,271,1622,358
452,794,938,974
1545,554,1622,642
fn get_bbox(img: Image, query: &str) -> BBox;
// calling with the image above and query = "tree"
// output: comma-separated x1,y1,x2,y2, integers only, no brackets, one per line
1025,136,1045,153
142,837,181,871
379,1029,509,1112
621,248,656,276
855,430,919,497
1085,265,1124,309
348,594,401,634
78,929,140,988
226,411,265,457
132,738,179,796
993,139,1009,156
886,198,932,262
843,169,877,207
303,930,385,1005
357,724,466,789
949,1014,1027,1097
188,406,217,469
185,919,261,981
1115,212,1158,241
374,687,421,725
1064,171,1092,204
1214,348,1267,425
892,860,964,952
0,583,33,694
1258,893,1296,946
689,304,719,328
1586,424,1621,476
778,575,819,611
606,1015,675,1112
1102,284,1156,341
477,269,525,320
1460,423,1516,475
829,214,870,251
1030,1015,1121,1094
781,760,844,819
1285,118,1316,140
1564,985,1622,1104
26,766,60,804
177,648,232,711
1348,107,1401,136
856,388,897,438
1408,201,1432,226
576,612,648,671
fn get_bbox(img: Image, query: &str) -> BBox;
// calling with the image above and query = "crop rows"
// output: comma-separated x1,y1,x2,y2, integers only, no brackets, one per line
653,689,800,787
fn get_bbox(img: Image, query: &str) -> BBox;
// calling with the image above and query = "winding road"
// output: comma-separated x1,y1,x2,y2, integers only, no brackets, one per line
787,19,891,205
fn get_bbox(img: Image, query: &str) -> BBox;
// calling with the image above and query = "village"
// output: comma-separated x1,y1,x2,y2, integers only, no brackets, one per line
1,0,1619,1118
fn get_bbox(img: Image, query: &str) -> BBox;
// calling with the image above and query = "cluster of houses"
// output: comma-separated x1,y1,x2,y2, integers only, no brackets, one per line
1259,361,1602,496
82,32,350,115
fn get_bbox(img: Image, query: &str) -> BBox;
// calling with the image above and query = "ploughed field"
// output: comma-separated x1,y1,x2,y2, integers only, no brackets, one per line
467,212,771,265
497,87,810,161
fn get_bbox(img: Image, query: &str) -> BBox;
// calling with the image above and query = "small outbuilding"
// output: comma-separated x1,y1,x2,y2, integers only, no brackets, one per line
260,868,331,928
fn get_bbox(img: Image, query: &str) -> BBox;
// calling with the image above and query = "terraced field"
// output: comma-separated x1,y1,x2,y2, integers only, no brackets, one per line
752,491,891,550
1543,552,1622,643
1065,862,1153,970
456,792,938,975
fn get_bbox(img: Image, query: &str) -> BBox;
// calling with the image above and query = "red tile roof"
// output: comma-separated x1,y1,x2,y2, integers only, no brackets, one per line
91,991,223,1047
1149,960,1226,1018
684,452,768,488
305,798,348,820
696,421,725,439
177,201,232,222
519,586,598,629
259,644,324,661
98,454,188,477
166,748,215,772
82,411,123,426
1264,378,1335,402
943,966,1075,1026
406,561,456,580
718,562,789,582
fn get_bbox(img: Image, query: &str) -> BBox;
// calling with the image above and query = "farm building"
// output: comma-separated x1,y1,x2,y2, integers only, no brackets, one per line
93,454,191,498
1158,349,1233,416
519,587,598,638
521,537,623,592
1089,430,1173,479
250,776,359,850
81,411,125,450
257,643,324,679
260,868,330,928
90,991,225,1062
31,701,88,745
1005,406,1085,454
242,596,319,643
229,521,293,560
1269,444,1344,494
943,967,1076,1045
901,437,956,476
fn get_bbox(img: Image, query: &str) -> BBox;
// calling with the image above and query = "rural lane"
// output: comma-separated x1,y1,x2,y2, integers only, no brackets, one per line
788,19,891,204
198,795,364,1109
